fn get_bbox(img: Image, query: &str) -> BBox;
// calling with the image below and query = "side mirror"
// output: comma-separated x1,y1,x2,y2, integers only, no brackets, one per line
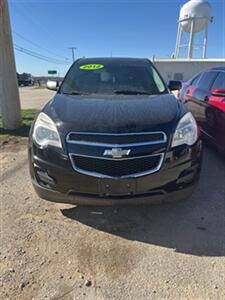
211,88,225,97
168,80,182,91
46,80,59,91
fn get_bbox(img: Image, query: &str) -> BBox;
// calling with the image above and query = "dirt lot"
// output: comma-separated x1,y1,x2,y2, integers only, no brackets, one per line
0,138,225,300
19,87,55,110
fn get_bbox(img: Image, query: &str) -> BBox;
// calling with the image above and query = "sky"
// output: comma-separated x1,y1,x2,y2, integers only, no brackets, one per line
9,0,225,76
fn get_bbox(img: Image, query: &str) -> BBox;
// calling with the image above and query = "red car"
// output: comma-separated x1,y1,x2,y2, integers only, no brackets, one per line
179,67,225,155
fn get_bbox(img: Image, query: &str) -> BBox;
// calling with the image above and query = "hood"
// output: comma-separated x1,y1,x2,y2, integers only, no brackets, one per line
44,93,186,135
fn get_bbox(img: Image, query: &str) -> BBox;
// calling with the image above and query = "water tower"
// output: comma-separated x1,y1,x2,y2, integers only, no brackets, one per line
174,0,213,59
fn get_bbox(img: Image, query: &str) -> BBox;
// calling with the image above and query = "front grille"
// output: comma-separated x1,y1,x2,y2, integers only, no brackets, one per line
67,131,167,178
70,154,163,178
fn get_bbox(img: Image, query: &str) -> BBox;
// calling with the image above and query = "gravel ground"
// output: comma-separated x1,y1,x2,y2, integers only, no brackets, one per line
0,139,225,300
19,87,55,110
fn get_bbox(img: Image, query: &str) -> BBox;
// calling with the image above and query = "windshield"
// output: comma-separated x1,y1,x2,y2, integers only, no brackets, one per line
60,60,167,96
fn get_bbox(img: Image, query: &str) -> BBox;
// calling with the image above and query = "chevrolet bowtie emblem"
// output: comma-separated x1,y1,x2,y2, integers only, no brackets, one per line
103,148,131,159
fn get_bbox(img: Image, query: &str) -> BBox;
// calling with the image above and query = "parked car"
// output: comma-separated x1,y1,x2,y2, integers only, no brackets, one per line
179,67,225,155
28,58,202,205
17,72,34,86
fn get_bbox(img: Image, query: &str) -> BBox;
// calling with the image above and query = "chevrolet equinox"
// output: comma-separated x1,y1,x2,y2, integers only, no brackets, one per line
29,58,202,205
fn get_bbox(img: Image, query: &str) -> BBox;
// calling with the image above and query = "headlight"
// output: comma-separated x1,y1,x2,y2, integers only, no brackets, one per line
171,112,198,148
32,112,62,148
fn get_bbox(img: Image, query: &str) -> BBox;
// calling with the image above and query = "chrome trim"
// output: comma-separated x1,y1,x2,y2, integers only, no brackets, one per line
69,152,162,161
66,131,167,147
68,131,167,137
66,140,166,147
69,153,165,179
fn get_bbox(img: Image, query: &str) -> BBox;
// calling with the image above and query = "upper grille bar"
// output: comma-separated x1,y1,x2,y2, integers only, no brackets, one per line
66,131,167,147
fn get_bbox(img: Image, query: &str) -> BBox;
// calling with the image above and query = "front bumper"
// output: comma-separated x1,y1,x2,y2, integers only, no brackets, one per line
29,141,202,205
32,179,197,205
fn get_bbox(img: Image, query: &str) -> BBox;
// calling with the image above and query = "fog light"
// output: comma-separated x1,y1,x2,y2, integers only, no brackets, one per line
36,170,55,185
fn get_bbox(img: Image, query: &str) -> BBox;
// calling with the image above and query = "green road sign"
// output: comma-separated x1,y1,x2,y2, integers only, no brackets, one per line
48,70,57,75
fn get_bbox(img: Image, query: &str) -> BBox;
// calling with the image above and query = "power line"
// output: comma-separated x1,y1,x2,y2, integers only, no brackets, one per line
14,44,69,65
12,4,79,64
14,44,71,65
13,31,71,61
12,3,74,60
12,3,60,46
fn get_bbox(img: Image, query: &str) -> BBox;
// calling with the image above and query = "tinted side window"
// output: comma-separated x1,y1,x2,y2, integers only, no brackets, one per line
212,72,225,89
191,74,201,86
197,72,218,90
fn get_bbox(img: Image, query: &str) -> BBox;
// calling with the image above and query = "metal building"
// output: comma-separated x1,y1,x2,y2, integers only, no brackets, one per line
154,58,225,83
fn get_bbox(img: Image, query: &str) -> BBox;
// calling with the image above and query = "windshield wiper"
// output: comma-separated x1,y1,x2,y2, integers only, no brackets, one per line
113,90,151,95
61,90,89,95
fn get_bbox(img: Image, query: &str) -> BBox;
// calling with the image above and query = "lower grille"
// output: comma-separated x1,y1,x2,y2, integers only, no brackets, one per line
70,154,163,178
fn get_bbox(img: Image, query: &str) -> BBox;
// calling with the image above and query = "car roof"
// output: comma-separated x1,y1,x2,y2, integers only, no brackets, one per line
76,57,152,65
206,66,225,72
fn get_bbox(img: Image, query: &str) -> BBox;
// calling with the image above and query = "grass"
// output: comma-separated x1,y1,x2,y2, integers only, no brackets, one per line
0,109,39,141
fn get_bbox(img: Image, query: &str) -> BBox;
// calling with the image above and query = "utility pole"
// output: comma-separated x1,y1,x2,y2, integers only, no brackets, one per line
0,0,21,129
68,47,77,62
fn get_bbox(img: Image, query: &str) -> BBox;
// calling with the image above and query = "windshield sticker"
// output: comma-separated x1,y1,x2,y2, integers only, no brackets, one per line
80,64,104,70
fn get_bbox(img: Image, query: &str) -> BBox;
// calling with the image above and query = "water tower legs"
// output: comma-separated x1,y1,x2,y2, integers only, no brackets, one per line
175,23,182,58
203,27,208,58
187,19,195,59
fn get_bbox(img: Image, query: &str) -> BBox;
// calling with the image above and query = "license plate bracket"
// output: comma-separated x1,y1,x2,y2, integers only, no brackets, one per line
98,178,136,196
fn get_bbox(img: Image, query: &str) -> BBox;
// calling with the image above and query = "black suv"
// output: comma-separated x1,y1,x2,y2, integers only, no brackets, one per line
29,58,202,205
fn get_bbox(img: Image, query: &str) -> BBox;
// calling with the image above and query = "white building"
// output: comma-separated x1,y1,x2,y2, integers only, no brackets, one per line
153,58,225,83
